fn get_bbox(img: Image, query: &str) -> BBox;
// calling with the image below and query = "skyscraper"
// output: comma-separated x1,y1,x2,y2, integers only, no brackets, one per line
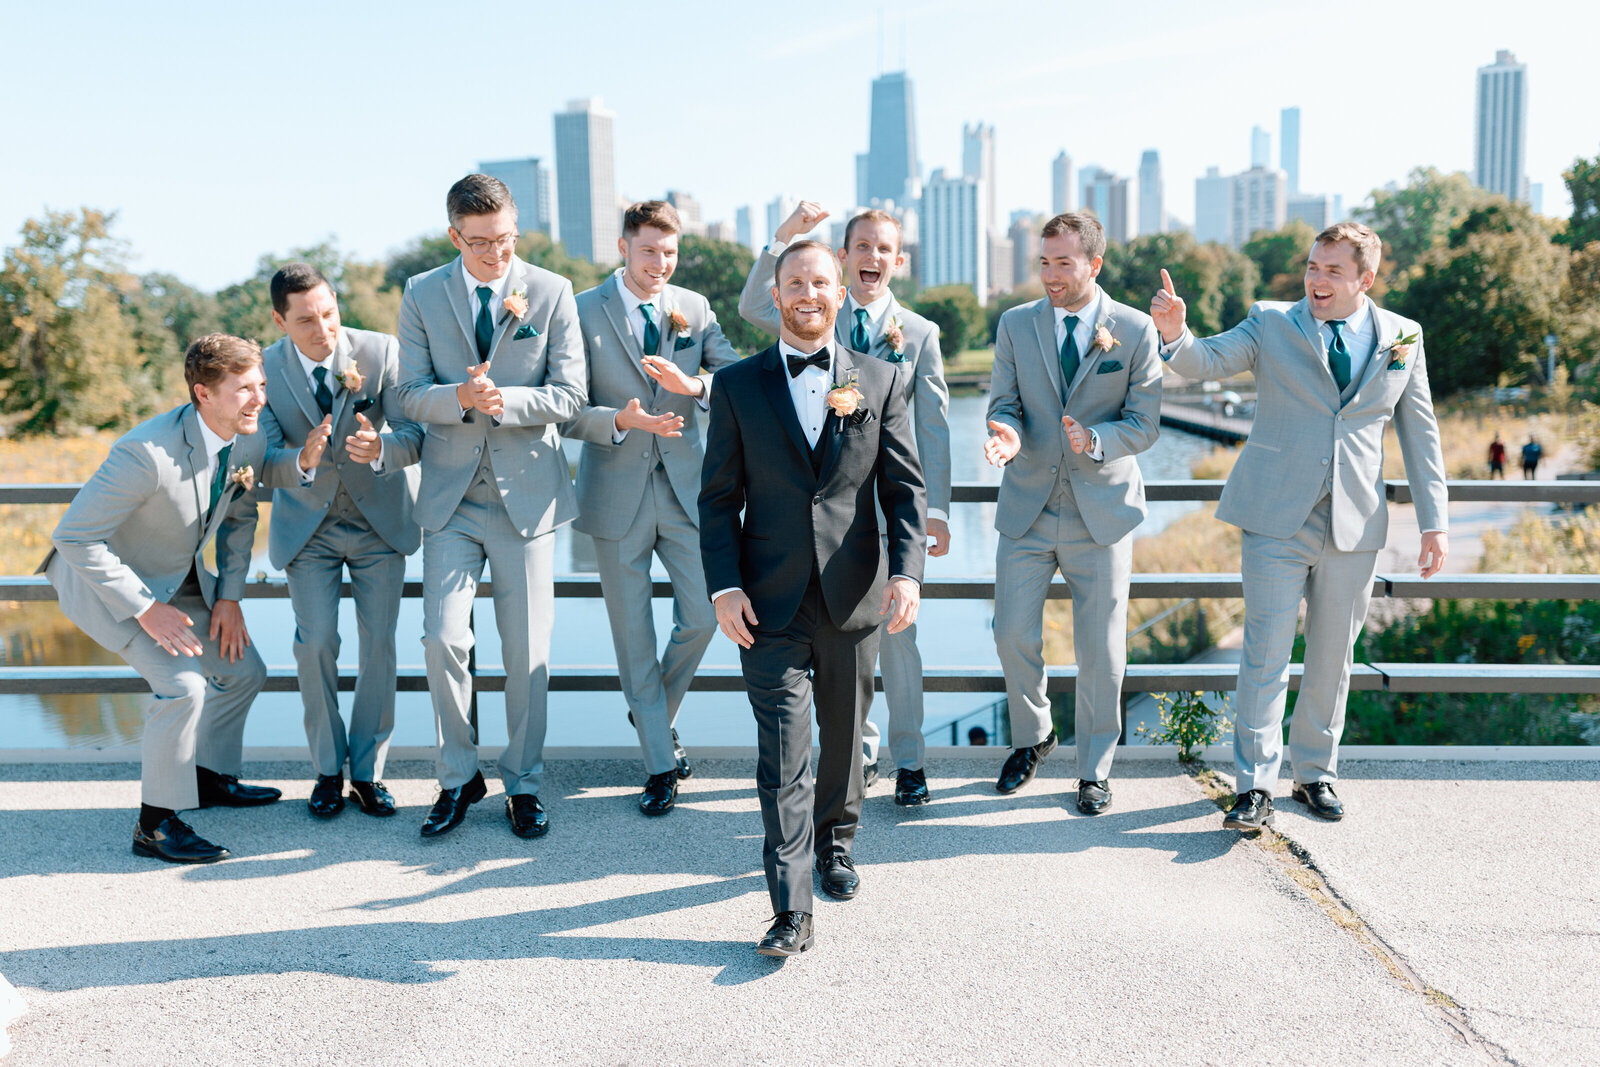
1231,167,1288,247
1051,150,1074,215
1474,49,1529,203
1287,193,1334,231
553,97,619,263
1009,214,1040,289
1080,167,1129,244
866,71,919,206
478,158,552,236
735,205,753,251
1195,166,1232,246
919,167,986,298
1251,126,1271,170
962,122,997,237
855,153,870,208
664,190,705,236
765,195,797,248
1280,107,1302,194
1138,150,1164,237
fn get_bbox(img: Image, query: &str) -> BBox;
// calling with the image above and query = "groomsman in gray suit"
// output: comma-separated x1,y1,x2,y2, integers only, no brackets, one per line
739,201,949,806
396,173,586,840
565,201,740,816
42,334,280,862
1152,221,1448,829
258,263,423,820
984,213,1162,815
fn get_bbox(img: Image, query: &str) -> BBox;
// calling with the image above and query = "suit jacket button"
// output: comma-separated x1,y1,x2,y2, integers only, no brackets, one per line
1050,466,1058,473
1321,457,1329,465
473,446,482,454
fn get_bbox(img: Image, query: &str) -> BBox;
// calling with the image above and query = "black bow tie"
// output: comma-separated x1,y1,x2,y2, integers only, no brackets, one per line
787,349,830,378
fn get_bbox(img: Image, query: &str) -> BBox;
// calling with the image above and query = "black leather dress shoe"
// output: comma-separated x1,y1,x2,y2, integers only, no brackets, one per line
893,767,930,806
197,766,282,808
816,854,860,900
996,733,1058,794
506,794,550,838
308,774,345,819
863,761,880,789
639,771,678,816
419,771,487,837
132,815,229,863
349,780,396,817
1223,789,1275,831
756,911,815,957
1076,779,1112,815
672,728,693,779
1292,781,1345,821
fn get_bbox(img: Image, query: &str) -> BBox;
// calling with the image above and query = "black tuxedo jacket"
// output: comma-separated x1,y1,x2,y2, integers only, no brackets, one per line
699,344,926,633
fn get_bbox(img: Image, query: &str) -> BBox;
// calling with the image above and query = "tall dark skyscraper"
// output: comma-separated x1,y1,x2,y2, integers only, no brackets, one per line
866,71,919,207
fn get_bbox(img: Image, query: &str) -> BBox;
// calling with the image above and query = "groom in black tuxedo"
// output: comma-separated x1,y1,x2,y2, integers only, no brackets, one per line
699,240,926,957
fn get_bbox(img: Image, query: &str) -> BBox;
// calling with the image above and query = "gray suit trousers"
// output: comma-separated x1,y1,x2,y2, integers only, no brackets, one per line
422,477,555,796
993,480,1130,780
860,620,926,772
118,579,266,810
591,467,716,775
285,509,406,781
1235,494,1379,794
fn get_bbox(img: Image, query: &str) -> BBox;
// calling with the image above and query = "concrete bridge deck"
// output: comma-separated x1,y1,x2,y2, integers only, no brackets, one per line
2,754,1596,1065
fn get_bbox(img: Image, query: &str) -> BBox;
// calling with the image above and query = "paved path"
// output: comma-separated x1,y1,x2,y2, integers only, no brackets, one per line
3,756,1594,1064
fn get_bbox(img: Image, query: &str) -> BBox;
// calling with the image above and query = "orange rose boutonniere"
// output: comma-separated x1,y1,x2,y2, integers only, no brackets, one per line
503,287,529,320
337,364,364,393
668,308,690,338
826,369,863,417
884,315,905,355
1093,325,1119,353
230,464,255,492
1382,329,1419,370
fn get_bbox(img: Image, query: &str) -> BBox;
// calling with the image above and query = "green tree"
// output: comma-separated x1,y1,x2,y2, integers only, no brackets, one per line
1355,167,1492,282
1561,150,1600,248
384,234,458,290
912,285,985,352
670,235,764,354
1241,221,1316,301
124,272,220,405
0,208,161,434
1097,232,1259,338
984,280,1045,344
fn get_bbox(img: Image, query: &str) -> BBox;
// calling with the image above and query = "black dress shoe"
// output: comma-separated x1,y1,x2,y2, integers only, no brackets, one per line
349,780,396,817
1076,779,1112,815
419,771,487,837
1292,781,1345,821
756,911,815,957
996,733,1058,794
506,794,550,838
672,728,693,779
132,815,229,864
893,767,930,806
816,854,860,900
1223,789,1275,831
197,766,282,808
863,761,880,789
308,774,345,819
638,771,678,816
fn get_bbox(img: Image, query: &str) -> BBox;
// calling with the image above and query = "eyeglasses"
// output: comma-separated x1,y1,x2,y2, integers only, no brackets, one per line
455,231,519,255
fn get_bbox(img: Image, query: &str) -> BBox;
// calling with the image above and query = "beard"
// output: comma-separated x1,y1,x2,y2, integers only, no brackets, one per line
779,301,836,343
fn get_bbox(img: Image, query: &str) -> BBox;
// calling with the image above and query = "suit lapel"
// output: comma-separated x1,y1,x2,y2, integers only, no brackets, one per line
181,407,208,545
1348,302,1393,403
1032,301,1065,402
758,346,812,466
816,349,856,485
600,274,655,390
275,343,324,428
444,258,479,358
327,331,356,428
1289,299,1340,395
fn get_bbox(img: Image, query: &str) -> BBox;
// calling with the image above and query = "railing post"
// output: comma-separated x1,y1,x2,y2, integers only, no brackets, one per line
467,604,478,745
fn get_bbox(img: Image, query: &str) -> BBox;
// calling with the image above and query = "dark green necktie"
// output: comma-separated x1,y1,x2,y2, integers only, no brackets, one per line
640,302,660,356
208,442,232,518
851,307,870,352
1327,319,1352,391
1059,314,1081,396
475,285,494,359
312,366,333,417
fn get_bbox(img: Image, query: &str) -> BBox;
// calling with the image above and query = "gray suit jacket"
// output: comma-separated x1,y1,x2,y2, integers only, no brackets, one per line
396,256,586,538
40,405,263,651
738,247,951,516
258,328,424,568
987,290,1163,545
564,273,742,541
1163,298,1448,552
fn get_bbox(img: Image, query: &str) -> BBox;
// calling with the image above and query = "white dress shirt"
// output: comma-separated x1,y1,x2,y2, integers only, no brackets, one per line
463,263,510,324
844,290,894,343
1053,289,1106,462
293,342,384,476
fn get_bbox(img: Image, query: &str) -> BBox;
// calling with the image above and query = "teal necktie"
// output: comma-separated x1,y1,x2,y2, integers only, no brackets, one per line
312,366,333,417
639,302,660,356
1327,319,1352,391
851,307,870,352
475,285,494,359
208,442,232,518
1059,314,1081,396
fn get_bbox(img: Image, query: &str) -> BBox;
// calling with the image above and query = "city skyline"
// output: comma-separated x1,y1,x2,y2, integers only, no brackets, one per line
4,1,1592,290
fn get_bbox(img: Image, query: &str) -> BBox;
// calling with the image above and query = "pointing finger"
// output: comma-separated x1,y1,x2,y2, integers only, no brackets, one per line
1160,268,1176,296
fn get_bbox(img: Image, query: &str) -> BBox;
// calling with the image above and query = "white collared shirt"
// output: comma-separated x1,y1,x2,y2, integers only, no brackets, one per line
462,261,510,323
845,290,894,345
1317,296,1376,388
292,340,384,475
609,272,709,442
779,339,833,449
196,413,234,502
1052,288,1106,462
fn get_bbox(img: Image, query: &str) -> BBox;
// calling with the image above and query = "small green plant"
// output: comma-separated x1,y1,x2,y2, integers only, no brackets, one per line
1137,691,1231,763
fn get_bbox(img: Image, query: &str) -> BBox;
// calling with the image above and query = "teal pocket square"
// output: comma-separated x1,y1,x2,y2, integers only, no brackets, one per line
673,334,696,352
1096,359,1123,374
514,323,538,340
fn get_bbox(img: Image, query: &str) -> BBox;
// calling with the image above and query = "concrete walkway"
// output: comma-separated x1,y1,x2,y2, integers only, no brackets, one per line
2,755,1595,1065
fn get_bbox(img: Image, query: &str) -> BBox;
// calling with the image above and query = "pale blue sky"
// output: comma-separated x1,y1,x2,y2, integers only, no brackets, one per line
5,0,1591,290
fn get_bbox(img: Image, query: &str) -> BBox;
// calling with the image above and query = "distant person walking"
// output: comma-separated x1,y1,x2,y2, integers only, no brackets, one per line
1521,437,1544,479
1488,434,1506,478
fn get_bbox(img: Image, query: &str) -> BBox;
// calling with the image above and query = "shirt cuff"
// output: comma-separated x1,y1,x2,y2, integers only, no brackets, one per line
1158,329,1189,357
612,413,628,443
710,587,742,602
927,508,949,524
1087,429,1104,462
766,239,788,255
298,462,316,484
694,376,711,409
368,438,386,473
889,574,919,586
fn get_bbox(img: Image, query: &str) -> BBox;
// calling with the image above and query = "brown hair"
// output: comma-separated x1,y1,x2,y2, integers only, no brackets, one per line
185,333,261,404
1039,212,1106,260
446,173,516,228
622,200,681,239
842,209,903,252
772,239,840,287
1314,221,1382,275
269,262,332,315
